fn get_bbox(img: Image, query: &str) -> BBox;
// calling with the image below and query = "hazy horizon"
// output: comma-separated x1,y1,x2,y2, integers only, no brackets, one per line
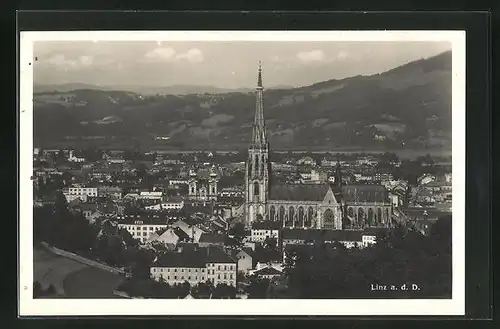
33,41,451,89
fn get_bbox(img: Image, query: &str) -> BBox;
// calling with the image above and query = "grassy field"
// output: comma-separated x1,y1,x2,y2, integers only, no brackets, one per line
34,246,125,298
34,246,87,296
63,267,125,298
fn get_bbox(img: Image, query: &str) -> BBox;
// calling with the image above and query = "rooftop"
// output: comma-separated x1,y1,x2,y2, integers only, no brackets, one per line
341,185,388,203
252,220,281,230
199,232,226,244
269,184,331,202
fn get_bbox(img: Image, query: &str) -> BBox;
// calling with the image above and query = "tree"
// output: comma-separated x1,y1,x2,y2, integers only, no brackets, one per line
229,222,246,244
33,281,43,298
45,284,56,296
246,277,270,299
263,237,277,250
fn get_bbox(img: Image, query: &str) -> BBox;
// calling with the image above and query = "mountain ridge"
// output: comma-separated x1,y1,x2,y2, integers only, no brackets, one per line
33,51,452,151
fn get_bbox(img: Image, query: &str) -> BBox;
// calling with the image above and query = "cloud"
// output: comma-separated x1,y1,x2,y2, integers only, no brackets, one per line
174,48,204,63
297,50,326,62
46,54,94,70
142,47,204,64
143,47,176,62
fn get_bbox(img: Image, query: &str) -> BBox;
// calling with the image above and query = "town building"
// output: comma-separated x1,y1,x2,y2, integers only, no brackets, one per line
62,185,98,202
250,220,280,243
150,246,237,287
188,165,219,202
229,248,255,274
144,198,185,211
116,215,170,243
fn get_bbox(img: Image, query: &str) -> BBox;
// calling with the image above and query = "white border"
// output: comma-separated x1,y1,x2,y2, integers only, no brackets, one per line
19,30,466,316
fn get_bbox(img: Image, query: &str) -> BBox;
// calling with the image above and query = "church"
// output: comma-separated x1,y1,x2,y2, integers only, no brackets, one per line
188,165,219,202
244,63,392,230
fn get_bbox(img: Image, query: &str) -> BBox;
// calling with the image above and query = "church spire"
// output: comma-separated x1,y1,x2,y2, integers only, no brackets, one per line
257,61,263,88
252,61,267,148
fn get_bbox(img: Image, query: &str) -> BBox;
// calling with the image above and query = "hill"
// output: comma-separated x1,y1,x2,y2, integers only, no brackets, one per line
33,51,452,151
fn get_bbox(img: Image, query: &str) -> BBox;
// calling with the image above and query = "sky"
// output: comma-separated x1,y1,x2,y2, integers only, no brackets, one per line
33,41,452,89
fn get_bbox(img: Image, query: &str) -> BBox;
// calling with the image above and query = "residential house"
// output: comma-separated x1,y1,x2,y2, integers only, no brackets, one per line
229,248,255,274
251,220,280,243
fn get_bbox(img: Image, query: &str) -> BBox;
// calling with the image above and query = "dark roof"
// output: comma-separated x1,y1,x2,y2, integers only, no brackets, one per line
282,228,363,242
154,250,206,268
269,184,331,201
199,233,226,244
341,185,388,203
252,220,281,230
205,246,236,264
253,248,282,262
254,267,282,276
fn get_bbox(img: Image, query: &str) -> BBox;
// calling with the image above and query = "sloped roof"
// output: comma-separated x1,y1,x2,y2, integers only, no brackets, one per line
341,185,388,203
204,246,236,264
171,220,205,242
154,250,206,268
199,233,226,244
269,184,331,201
254,266,282,276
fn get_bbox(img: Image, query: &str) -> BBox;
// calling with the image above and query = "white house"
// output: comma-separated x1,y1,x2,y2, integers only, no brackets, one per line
62,185,98,202
250,221,281,243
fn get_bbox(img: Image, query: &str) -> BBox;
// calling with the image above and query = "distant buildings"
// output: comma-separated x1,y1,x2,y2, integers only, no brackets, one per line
62,185,98,202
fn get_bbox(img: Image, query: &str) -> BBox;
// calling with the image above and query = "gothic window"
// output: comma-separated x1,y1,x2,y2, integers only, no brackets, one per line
255,155,259,175
253,182,259,196
287,207,294,227
368,208,374,226
261,155,265,175
269,206,276,221
307,206,314,227
358,208,364,227
211,186,215,194
191,186,195,194
279,206,285,225
323,209,335,229
298,206,304,227
347,207,354,218
377,208,382,225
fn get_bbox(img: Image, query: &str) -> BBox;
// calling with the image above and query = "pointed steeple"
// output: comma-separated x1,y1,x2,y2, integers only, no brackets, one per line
252,61,267,148
257,61,263,88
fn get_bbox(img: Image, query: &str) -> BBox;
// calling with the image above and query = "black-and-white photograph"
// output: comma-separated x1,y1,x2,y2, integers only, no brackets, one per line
19,31,465,316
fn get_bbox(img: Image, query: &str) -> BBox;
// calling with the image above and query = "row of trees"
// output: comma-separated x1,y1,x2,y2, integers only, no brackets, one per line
283,216,452,299
33,282,57,298
117,278,238,299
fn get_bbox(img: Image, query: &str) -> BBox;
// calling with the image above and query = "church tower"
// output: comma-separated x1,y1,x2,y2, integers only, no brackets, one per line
245,62,270,227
